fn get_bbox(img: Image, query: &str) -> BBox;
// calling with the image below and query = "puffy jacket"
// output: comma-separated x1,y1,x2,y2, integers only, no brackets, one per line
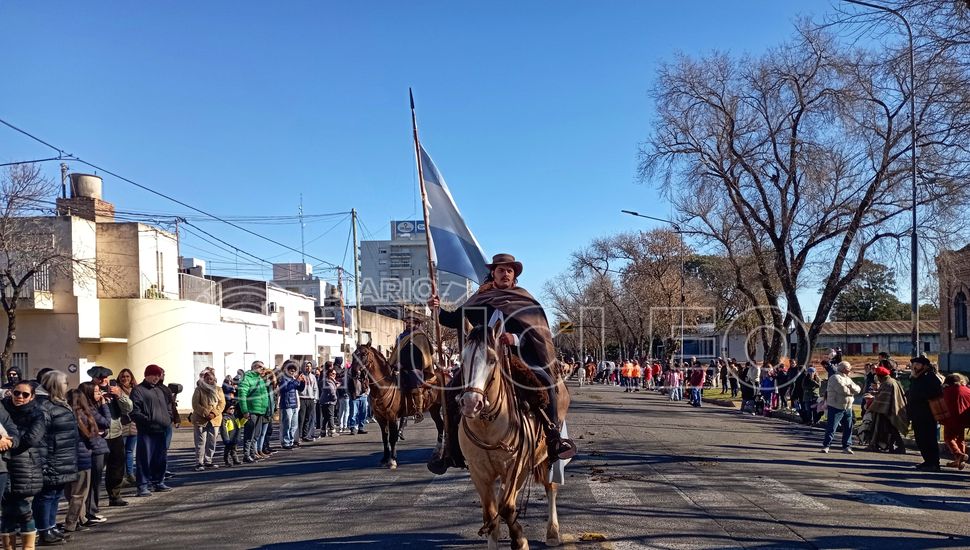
191,384,226,427
237,370,269,416
3,398,45,496
318,377,337,405
825,372,861,410
0,403,22,477
36,396,79,487
130,380,172,433
277,374,306,410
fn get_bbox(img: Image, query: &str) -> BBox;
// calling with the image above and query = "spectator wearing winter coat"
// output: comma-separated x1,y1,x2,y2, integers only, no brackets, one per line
32,371,78,545
907,356,944,471
63,387,108,533
278,361,307,449
346,359,370,435
318,368,338,437
116,368,138,486
129,365,173,497
90,365,133,508
1,366,22,392
1,382,35,548
298,361,319,442
821,362,861,453
220,402,241,467
191,369,226,471
79,381,112,525
688,365,706,407
236,362,269,463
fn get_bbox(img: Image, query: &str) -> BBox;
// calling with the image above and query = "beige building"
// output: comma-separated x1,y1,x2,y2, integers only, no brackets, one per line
1,175,354,408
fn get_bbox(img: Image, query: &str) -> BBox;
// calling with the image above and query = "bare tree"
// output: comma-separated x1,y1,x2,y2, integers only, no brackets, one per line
0,164,99,371
641,24,970,366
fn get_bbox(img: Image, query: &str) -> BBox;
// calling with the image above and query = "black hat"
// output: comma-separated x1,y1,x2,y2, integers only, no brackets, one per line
485,253,523,277
911,356,931,367
87,366,113,379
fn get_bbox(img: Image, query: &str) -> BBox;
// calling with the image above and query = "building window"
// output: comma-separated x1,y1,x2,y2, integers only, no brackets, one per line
11,353,27,378
193,352,213,379
955,292,968,338
298,311,310,333
272,305,286,330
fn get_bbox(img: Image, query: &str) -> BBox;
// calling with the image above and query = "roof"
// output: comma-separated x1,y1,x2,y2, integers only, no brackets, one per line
818,319,939,336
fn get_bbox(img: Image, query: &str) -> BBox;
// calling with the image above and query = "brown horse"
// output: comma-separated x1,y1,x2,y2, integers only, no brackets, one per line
352,342,445,469
457,324,568,550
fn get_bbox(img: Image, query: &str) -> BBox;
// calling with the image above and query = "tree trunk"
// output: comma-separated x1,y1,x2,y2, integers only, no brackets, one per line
1,307,15,373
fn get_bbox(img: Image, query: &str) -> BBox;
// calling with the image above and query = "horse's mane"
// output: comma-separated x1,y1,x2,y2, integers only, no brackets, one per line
463,325,549,410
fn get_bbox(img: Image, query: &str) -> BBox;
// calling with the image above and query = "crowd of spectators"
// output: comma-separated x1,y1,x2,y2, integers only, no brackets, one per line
0,356,370,548
570,349,970,474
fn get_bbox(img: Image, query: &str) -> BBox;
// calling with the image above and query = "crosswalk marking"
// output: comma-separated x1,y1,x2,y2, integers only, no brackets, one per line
814,478,926,515
661,474,737,508
741,476,828,510
588,478,642,507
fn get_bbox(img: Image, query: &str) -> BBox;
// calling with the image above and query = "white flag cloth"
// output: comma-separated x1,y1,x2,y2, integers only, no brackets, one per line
419,144,488,284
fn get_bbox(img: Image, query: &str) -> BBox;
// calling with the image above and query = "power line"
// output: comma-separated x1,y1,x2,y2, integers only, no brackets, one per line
0,117,344,270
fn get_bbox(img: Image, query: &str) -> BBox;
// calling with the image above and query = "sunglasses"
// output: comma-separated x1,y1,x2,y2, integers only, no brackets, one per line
12,391,32,398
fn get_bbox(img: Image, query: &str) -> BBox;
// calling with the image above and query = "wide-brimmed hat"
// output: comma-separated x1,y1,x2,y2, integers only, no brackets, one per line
486,253,523,277
87,366,113,379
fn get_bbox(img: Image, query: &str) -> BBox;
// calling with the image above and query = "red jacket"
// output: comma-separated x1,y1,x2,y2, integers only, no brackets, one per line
689,368,706,388
942,384,970,430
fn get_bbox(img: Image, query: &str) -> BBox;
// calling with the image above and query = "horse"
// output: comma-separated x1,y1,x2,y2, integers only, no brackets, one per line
458,323,569,550
352,342,445,470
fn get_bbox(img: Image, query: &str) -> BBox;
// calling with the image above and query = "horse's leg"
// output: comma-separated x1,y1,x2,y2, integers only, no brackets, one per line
430,402,445,459
378,418,390,466
471,474,500,550
498,490,527,550
535,462,560,547
388,416,399,470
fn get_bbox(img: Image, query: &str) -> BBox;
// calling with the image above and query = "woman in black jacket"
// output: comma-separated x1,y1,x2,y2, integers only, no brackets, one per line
78,382,111,524
1,381,46,548
32,371,79,545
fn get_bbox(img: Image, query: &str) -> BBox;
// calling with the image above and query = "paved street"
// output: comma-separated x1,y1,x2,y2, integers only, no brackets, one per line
77,384,970,549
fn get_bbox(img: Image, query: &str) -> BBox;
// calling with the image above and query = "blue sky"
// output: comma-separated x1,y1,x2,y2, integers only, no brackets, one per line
0,0,829,310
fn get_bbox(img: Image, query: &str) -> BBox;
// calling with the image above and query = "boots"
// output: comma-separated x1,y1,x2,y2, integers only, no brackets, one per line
22,531,36,550
427,384,465,475
411,389,424,423
1,533,14,550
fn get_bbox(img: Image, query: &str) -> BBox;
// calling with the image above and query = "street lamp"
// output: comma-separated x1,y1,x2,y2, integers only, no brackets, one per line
621,210,686,364
842,0,919,358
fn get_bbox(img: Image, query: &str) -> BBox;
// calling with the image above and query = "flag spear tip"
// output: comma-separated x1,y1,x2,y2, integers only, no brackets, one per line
409,88,415,109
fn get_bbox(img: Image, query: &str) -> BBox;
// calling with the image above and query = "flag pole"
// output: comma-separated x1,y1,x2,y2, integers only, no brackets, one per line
410,89,450,429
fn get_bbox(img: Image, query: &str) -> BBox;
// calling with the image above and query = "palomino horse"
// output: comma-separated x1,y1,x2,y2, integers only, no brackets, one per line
352,342,445,469
458,324,568,550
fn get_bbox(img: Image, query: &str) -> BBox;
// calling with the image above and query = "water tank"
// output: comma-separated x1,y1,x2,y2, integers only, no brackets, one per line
69,173,103,199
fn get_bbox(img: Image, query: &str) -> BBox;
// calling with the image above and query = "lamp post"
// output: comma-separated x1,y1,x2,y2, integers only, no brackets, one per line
842,0,919,358
621,210,686,363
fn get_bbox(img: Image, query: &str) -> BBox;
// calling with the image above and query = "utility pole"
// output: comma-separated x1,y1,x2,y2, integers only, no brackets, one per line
351,208,363,344
337,267,347,356
299,194,305,264
60,163,69,199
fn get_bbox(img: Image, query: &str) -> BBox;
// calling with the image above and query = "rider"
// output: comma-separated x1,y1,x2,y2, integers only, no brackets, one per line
392,314,430,424
427,253,578,475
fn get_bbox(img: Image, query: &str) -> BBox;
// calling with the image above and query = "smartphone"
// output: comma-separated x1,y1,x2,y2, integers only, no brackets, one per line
109,379,119,387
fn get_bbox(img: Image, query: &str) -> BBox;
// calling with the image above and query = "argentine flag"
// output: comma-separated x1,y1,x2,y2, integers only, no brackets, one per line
419,144,488,284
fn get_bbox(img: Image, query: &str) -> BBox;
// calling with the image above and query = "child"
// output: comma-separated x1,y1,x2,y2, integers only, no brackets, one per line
942,374,970,470
221,401,242,467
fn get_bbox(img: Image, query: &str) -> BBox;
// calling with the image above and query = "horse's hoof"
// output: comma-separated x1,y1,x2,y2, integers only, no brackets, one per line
546,536,561,547
389,460,398,470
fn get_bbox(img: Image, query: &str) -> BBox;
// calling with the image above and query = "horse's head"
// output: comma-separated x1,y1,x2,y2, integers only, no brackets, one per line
459,324,501,417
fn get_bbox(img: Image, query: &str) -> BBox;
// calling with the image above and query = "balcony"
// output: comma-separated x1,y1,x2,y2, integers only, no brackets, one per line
179,273,220,306
1,269,53,310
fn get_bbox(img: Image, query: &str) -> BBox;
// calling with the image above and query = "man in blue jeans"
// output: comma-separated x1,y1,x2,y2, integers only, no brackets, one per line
346,357,369,435
129,364,174,496
821,361,861,454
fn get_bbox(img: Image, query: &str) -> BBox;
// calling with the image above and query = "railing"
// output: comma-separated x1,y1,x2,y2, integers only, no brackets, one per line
179,273,220,306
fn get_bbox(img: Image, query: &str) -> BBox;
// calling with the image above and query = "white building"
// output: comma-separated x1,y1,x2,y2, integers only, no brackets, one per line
359,219,475,313
1,174,352,409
